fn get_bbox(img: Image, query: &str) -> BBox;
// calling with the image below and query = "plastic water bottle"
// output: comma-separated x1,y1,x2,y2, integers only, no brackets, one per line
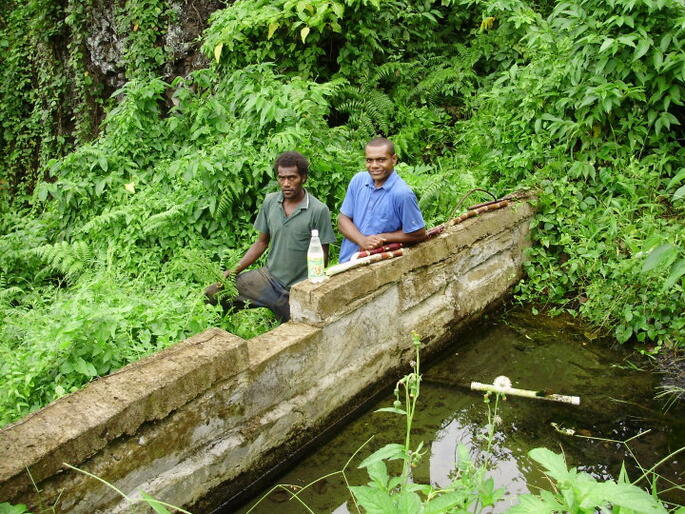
307,229,325,283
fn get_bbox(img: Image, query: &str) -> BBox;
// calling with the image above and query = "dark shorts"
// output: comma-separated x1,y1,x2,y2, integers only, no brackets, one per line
205,268,290,322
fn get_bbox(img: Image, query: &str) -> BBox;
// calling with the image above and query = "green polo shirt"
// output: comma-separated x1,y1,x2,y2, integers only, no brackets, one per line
254,190,336,289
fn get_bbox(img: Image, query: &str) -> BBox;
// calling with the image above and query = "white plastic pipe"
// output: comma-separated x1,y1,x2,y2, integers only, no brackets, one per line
470,380,580,405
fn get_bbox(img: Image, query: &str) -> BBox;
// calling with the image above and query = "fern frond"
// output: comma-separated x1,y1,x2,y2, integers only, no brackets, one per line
0,285,23,303
335,86,394,134
216,192,233,219
143,205,185,234
30,241,94,281
78,208,129,235
372,61,409,83
418,179,446,210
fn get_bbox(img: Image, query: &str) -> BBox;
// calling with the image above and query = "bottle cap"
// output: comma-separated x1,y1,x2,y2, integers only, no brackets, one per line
311,229,319,236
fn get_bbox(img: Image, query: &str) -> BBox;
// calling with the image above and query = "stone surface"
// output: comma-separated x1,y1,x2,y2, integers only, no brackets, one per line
0,328,248,504
0,197,535,512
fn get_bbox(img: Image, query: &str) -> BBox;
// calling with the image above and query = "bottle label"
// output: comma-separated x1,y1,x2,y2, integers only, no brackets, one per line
308,255,325,280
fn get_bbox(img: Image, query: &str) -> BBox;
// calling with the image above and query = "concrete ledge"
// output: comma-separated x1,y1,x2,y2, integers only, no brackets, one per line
290,200,534,325
0,328,248,503
0,195,535,512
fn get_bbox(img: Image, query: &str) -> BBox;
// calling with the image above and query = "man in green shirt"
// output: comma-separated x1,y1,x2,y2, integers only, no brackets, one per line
205,151,336,321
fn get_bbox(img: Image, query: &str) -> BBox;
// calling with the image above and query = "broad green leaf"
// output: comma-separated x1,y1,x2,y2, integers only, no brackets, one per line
599,37,614,53
396,490,423,513
366,460,389,490
579,94,598,108
331,2,344,17
615,324,633,343
660,33,672,52
653,49,664,69
672,184,685,202
375,406,407,415
267,23,279,39
358,443,405,468
424,490,469,513
507,493,561,513
300,26,310,43
406,482,432,494
388,476,404,490
633,39,651,60
528,448,570,482
480,477,504,507
0,503,29,514
642,244,678,272
213,43,223,63
98,154,108,172
74,357,97,378
349,485,396,514
663,259,685,290
575,480,610,509
602,483,667,513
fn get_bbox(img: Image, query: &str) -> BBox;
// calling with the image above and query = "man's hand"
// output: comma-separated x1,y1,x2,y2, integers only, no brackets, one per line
360,234,387,250
210,270,236,292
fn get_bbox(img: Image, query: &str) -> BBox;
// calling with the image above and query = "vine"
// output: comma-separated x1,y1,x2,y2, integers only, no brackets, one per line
118,0,174,79
0,0,102,205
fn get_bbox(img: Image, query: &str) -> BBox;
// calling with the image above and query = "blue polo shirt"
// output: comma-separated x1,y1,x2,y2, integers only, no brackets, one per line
339,171,425,263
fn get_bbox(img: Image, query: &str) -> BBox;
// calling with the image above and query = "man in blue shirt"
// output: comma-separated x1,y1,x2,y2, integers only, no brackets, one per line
338,137,426,263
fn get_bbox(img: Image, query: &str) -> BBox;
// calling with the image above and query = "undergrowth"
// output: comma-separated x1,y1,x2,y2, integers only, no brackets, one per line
1,0,684,426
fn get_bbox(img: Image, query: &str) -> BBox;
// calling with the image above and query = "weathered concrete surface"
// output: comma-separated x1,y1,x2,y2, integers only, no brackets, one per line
0,196,534,512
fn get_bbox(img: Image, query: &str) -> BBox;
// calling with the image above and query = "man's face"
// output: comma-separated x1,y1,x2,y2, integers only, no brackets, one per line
365,144,397,186
277,165,306,200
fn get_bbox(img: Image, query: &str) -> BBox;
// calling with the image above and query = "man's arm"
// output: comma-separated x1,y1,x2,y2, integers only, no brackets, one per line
338,214,426,250
375,227,427,245
226,232,270,277
374,188,426,246
338,213,388,251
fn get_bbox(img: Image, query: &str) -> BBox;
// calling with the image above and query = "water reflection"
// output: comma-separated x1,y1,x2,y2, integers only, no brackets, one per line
234,310,684,513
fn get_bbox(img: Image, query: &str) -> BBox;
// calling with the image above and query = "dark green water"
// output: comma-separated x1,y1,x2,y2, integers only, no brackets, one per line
235,308,685,513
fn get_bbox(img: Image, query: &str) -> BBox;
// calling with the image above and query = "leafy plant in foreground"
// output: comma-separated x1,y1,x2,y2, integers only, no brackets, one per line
510,447,675,513
348,333,504,513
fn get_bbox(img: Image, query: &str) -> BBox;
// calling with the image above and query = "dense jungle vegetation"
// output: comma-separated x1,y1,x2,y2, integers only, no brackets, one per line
0,0,684,428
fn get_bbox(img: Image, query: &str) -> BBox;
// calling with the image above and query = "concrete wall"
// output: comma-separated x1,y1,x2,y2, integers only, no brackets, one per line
0,197,534,512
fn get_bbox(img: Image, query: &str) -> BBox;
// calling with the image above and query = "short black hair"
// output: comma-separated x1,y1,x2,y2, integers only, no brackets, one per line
366,137,395,156
274,151,309,177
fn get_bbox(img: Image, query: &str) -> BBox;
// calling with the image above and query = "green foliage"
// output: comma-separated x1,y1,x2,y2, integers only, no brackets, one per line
0,504,29,514
0,271,220,426
450,0,685,346
2,0,685,427
0,60,360,425
118,0,173,79
0,0,174,204
0,0,78,201
510,448,669,513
